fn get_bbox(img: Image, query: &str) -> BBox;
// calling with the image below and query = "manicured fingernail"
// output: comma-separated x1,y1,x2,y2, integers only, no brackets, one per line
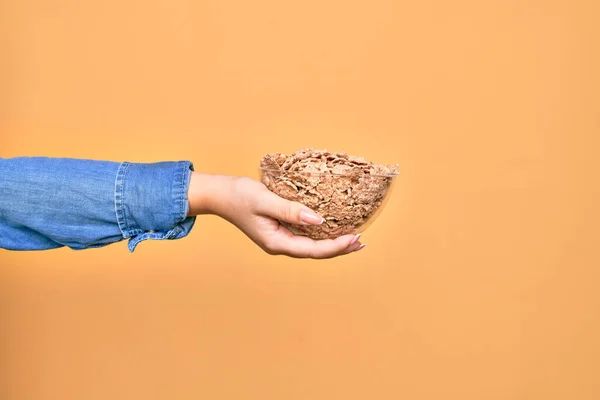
350,234,361,245
355,243,366,252
299,210,324,225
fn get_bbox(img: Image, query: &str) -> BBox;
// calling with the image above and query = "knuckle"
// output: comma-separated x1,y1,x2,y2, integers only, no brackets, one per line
278,206,293,222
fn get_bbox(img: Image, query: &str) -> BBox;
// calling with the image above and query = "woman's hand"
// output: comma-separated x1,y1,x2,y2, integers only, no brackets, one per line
187,172,364,259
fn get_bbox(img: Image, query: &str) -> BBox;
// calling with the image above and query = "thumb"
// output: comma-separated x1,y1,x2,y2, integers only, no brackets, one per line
256,191,325,225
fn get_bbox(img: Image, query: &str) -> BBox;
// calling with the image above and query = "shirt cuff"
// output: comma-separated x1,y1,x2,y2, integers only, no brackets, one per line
114,160,196,252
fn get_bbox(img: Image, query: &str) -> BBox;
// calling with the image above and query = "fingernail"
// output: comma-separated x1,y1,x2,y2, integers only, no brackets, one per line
299,210,324,225
350,234,361,245
355,243,366,252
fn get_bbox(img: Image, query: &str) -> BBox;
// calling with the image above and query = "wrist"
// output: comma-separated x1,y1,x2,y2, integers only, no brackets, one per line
187,172,237,217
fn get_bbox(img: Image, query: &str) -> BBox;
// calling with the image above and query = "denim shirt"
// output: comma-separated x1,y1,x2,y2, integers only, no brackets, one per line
0,157,196,252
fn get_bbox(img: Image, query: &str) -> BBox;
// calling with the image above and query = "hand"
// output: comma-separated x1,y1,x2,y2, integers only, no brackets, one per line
187,173,365,259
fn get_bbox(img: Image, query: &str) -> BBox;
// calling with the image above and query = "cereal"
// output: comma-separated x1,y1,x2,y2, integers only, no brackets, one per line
260,148,397,239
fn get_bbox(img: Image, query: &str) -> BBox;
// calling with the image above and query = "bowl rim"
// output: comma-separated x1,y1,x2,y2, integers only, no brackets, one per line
259,167,399,178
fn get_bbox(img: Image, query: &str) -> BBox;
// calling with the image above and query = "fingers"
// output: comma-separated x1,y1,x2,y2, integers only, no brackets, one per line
254,189,324,226
253,185,366,259
264,228,365,259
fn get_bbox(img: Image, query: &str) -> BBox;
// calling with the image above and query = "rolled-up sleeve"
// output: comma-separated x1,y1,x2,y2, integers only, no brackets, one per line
0,157,196,252
114,161,196,252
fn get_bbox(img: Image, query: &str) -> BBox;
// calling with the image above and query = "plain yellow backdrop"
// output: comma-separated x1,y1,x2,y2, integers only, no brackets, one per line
1,1,599,399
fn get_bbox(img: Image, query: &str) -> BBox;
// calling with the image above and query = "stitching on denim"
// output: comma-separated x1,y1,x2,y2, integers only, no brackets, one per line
114,161,125,237
121,162,132,235
172,161,186,225
128,231,168,252
184,161,191,220
179,162,186,223
178,161,192,223
184,162,194,225
114,161,130,238
127,219,193,252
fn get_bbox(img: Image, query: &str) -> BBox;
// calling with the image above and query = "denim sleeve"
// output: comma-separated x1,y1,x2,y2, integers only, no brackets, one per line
0,157,196,252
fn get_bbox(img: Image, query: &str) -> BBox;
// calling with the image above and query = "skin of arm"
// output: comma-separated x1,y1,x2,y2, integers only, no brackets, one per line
186,172,364,259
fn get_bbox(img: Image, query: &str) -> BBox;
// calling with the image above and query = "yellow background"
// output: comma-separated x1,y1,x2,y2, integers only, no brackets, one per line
1,1,599,399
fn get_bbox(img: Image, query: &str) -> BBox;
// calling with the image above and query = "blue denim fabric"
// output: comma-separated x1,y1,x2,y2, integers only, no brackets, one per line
0,157,196,252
